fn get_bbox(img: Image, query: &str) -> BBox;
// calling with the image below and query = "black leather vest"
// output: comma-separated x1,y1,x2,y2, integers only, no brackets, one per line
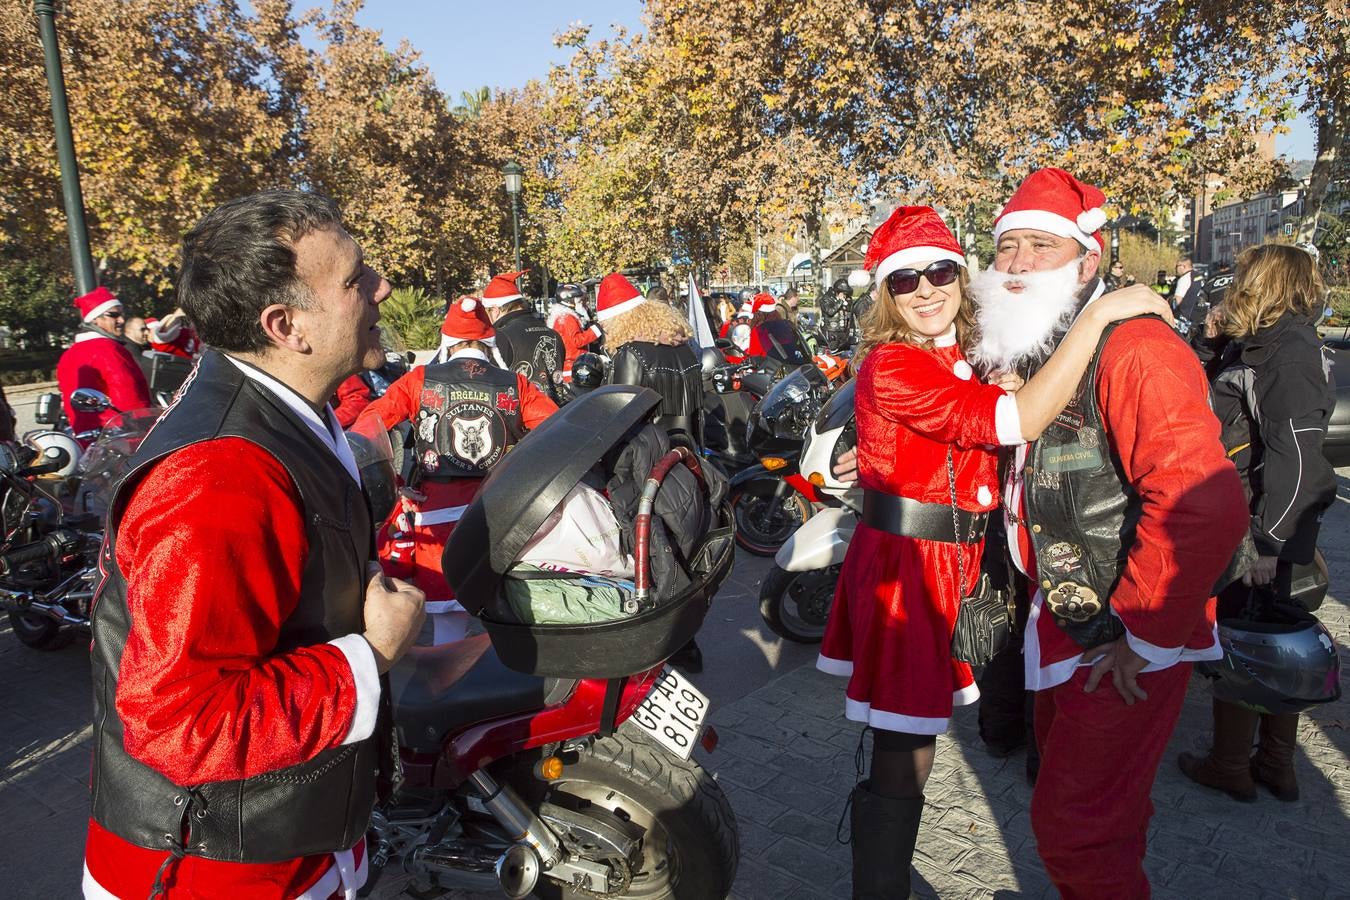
412,357,527,480
89,350,379,863
493,309,565,402
1022,321,1136,648
609,341,705,448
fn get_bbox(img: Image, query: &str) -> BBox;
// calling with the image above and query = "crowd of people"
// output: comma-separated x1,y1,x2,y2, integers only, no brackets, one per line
18,165,1333,899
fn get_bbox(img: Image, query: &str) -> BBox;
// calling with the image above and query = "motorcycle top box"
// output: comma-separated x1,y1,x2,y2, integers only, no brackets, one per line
443,386,734,678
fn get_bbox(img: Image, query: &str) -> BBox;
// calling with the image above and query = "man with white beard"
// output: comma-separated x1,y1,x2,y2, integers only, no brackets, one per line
972,169,1247,899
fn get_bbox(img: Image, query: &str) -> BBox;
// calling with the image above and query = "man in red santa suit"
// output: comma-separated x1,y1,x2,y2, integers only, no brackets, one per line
363,295,557,644
55,286,152,441
969,168,1248,899
546,282,602,383
83,190,427,899
145,308,201,358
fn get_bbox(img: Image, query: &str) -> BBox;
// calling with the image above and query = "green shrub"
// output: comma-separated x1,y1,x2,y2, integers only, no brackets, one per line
380,287,445,352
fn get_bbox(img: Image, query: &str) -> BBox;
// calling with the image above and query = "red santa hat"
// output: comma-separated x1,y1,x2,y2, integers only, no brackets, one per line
441,296,495,344
481,270,528,309
74,286,122,322
751,292,777,314
993,167,1107,252
863,206,966,283
595,273,646,322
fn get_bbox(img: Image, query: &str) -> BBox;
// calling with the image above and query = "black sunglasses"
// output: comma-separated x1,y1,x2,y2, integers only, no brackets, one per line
885,259,960,296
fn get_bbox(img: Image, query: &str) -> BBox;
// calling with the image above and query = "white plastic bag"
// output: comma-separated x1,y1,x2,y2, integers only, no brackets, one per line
516,484,633,577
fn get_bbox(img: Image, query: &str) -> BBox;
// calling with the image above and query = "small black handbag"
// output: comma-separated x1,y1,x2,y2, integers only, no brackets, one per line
946,449,1015,667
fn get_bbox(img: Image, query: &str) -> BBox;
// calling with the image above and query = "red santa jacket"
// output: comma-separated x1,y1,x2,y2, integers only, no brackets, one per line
332,373,374,427
147,316,200,358
856,337,1020,512
56,333,152,438
1007,318,1248,688
83,437,378,898
546,304,602,380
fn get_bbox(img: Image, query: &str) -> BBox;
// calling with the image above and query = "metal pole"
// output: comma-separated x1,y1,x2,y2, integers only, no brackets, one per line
34,0,95,295
510,194,522,272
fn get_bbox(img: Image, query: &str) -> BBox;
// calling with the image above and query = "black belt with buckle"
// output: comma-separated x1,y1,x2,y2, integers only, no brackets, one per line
861,490,988,544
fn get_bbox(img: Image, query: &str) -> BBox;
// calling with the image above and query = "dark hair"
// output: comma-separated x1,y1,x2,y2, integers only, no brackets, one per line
178,190,343,353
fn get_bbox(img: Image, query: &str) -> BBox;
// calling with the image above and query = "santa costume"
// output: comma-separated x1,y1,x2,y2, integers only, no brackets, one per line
546,294,602,382
55,286,152,441
980,168,1247,899
817,207,1023,733
364,297,555,643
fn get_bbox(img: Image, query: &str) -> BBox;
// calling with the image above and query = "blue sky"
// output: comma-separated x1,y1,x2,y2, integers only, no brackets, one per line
354,1,1315,160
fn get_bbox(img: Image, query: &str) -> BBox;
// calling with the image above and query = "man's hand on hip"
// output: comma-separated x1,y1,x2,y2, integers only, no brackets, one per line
363,561,426,673
1083,636,1150,705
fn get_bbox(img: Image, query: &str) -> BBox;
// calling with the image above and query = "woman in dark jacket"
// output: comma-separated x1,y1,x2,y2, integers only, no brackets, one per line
1180,243,1336,803
598,273,704,449
597,272,707,671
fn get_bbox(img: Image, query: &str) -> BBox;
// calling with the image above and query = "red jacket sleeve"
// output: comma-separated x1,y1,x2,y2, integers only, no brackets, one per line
333,374,373,428
517,373,559,429
113,438,363,785
556,315,600,353
1097,319,1248,647
859,344,1004,449
362,367,425,429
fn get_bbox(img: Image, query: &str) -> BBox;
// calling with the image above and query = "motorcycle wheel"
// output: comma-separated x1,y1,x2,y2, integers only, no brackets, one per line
6,610,71,650
759,563,839,643
533,725,738,899
730,488,812,556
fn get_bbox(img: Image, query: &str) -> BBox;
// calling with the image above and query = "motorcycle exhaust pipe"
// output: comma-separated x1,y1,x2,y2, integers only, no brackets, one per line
405,841,540,900
467,770,563,868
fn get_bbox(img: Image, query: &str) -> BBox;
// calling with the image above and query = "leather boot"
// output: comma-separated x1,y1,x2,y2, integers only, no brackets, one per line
1178,698,1258,803
1251,713,1300,802
849,782,923,900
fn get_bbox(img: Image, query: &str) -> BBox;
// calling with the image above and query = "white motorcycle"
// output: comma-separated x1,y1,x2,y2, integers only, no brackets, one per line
758,379,858,642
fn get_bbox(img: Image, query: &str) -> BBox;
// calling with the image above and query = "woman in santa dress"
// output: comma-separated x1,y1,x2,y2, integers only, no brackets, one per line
820,206,1172,899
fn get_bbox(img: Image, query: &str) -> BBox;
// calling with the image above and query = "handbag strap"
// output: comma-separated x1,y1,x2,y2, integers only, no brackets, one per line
946,447,966,597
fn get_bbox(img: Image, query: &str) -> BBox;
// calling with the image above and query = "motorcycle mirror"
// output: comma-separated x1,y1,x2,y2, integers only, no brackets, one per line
700,347,723,374
345,410,398,522
70,388,114,414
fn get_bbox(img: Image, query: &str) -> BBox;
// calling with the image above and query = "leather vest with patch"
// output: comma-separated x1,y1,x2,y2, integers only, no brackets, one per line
413,357,526,480
89,350,378,863
1023,321,1136,649
493,309,565,402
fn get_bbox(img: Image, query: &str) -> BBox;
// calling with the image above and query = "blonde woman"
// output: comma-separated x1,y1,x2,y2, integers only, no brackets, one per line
1180,243,1337,803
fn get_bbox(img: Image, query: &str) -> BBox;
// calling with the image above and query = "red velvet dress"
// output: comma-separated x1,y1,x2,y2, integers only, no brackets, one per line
817,337,1013,734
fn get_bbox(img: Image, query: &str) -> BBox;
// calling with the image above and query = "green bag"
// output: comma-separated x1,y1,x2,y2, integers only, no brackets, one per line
503,565,637,625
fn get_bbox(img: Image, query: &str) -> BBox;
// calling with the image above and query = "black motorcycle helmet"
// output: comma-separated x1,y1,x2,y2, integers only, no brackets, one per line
571,352,605,390
556,282,586,306
1197,601,1342,715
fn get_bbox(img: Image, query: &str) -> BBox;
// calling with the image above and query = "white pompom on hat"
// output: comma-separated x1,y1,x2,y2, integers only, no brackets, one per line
993,167,1108,252
441,295,495,343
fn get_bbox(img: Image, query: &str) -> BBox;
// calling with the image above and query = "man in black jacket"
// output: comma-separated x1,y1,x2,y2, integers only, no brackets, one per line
481,269,566,404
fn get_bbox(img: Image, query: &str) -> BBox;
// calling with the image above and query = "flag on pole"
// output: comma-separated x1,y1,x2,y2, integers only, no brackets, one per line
687,273,716,350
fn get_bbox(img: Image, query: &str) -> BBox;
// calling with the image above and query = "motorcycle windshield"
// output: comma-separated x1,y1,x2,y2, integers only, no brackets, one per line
750,364,830,448
815,379,857,433
76,407,161,518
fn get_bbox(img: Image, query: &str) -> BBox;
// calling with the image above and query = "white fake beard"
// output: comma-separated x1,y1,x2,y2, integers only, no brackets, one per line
969,260,1085,373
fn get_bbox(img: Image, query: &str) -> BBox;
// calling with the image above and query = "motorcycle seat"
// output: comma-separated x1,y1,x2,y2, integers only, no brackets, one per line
390,633,576,753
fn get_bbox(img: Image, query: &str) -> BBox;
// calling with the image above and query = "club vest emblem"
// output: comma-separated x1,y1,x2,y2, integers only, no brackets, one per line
452,414,495,465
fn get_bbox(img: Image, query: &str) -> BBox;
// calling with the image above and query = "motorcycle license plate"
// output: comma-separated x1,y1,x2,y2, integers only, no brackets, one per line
628,666,709,760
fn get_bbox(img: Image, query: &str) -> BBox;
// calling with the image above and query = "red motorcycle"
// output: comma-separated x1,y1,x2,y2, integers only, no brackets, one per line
374,641,737,898
359,386,740,899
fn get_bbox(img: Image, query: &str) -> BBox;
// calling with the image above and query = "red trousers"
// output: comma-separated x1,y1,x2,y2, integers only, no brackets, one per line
1031,662,1191,900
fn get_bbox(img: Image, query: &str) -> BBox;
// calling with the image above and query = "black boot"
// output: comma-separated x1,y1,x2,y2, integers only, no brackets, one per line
849,782,922,900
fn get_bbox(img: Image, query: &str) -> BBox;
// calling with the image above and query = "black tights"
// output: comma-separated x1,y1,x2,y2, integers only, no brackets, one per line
869,728,936,799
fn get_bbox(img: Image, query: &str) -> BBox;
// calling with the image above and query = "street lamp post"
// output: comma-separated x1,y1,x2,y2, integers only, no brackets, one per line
501,160,524,272
1109,223,1120,268
34,0,95,295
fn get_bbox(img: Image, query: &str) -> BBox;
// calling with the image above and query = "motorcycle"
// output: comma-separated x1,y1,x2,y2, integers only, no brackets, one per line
701,347,776,480
355,386,740,899
759,379,857,642
0,388,153,649
729,363,833,556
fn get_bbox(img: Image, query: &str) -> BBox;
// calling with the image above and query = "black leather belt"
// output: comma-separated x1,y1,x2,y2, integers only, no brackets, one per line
861,490,988,544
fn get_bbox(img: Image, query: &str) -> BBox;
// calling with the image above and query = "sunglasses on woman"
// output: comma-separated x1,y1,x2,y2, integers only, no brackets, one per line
885,259,960,296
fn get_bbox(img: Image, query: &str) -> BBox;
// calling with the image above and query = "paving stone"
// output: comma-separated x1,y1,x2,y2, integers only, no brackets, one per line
769,809,840,848
761,772,839,816
761,835,849,888
723,782,792,827
729,855,809,900
735,816,783,859
709,750,780,791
